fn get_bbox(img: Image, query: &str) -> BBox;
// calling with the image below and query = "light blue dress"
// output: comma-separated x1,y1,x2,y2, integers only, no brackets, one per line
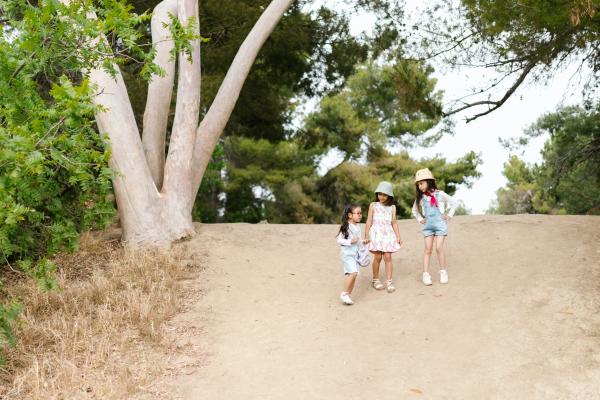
336,224,361,274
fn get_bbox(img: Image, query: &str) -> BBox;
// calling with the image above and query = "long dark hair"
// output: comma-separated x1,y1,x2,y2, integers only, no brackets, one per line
415,179,437,213
374,193,395,206
337,204,360,239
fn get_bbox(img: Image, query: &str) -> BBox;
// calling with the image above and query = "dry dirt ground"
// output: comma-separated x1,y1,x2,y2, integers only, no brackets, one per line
153,215,600,400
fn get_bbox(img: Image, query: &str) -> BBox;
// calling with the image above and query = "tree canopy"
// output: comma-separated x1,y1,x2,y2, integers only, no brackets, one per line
219,56,481,223
490,104,600,215
406,0,600,122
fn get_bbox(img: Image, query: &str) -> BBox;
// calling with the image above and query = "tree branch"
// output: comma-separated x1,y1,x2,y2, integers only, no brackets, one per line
443,59,538,123
190,0,295,202
162,0,201,208
141,0,178,189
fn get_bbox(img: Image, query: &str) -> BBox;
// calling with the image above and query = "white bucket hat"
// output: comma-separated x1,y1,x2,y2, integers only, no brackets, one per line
374,181,394,197
415,168,435,182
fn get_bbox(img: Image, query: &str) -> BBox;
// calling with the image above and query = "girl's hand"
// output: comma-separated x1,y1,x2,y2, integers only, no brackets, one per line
397,237,403,246
420,219,426,224
363,238,370,244
351,236,359,244
442,215,449,221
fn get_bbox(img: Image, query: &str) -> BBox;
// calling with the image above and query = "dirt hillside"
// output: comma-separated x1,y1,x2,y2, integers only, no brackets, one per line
153,215,600,400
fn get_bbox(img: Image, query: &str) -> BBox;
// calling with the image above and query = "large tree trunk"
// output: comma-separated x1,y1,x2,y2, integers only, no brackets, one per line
83,0,294,246
92,63,195,245
141,0,177,190
191,0,295,200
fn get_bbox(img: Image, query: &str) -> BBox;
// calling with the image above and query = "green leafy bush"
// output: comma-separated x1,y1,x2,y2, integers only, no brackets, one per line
0,0,164,355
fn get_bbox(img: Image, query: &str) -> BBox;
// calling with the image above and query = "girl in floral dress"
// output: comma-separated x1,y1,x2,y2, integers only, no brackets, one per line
364,181,403,293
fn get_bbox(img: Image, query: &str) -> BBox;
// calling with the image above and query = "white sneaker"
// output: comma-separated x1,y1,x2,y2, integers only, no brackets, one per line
440,269,449,284
340,292,354,305
422,272,432,286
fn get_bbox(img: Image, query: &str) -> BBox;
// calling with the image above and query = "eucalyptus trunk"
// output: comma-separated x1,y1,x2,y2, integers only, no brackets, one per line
75,0,294,245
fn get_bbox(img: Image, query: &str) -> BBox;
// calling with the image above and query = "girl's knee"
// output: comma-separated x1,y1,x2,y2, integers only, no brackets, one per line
383,253,392,261
373,252,383,261
424,247,433,255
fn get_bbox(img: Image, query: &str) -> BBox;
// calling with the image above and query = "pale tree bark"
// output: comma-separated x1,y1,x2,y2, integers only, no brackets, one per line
58,0,169,244
90,61,168,244
70,0,295,246
191,0,295,202
162,0,201,222
142,0,177,189
63,0,198,245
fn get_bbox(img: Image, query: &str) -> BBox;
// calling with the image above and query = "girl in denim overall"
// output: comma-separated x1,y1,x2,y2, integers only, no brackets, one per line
412,169,457,286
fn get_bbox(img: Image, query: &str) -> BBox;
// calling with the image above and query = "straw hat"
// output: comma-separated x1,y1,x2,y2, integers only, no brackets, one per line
374,181,394,197
415,168,435,182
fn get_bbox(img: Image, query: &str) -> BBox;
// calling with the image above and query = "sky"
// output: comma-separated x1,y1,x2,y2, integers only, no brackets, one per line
313,0,588,214
408,64,586,214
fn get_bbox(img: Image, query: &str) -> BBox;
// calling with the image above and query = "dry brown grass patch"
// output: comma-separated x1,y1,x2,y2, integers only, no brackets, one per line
0,232,203,399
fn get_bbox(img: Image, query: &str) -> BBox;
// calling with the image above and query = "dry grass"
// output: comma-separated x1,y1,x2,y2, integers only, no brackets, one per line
0,232,203,399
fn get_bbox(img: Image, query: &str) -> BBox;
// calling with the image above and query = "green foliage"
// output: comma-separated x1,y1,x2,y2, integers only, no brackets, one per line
1,0,166,351
0,0,180,262
168,0,368,221
303,59,445,161
0,299,22,351
460,0,600,67
215,54,479,223
201,1,368,140
453,200,471,216
193,144,225,223
410,0,600,121
164,12,206,63
302,94,368,161
17,259,59,292
223,136,326,223
221,137,481,223
490,105,600,214
488,156,538,214
317,151,481,220
532,105,600,214
0,71,113,262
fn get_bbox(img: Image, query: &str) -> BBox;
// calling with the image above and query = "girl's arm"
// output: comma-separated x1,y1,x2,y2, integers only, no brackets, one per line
411,200,425,223
440,191,457,220
391,205,403,245
364,203,374,242
336,232,352,246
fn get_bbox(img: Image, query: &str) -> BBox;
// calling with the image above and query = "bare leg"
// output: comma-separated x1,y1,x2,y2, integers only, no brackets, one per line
372,252,383,280
383,252,393,281
435,235,447,269
343,272,358,294
423,236,434,273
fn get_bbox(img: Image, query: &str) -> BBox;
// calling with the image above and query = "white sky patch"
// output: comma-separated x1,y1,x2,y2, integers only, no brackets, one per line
252,185,276,202
317,148,345,176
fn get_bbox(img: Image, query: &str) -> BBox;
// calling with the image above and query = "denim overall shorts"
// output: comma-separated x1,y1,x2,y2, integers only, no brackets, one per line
422,192,448,237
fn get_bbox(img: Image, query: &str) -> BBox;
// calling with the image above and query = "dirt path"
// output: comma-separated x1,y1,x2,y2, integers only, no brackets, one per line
161,215,600,399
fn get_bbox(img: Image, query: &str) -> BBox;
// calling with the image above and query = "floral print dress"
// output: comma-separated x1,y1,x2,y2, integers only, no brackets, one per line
368,202,400,253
